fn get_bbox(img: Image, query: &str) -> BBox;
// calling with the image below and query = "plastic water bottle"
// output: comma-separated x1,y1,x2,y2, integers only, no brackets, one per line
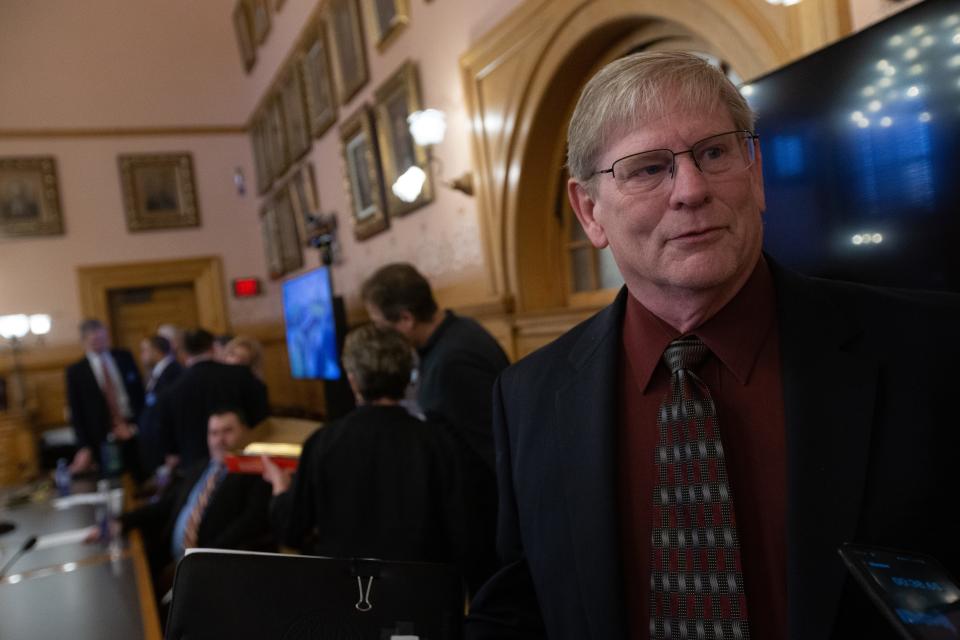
100,434,122,478
96,479,111,543
54,458,71,496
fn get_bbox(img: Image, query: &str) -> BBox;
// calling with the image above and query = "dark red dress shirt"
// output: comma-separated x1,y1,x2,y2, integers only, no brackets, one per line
618,257,788,639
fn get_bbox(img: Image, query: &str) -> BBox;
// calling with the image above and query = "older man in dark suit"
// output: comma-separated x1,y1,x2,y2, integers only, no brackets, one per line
466,51,960,640
65,318,144,475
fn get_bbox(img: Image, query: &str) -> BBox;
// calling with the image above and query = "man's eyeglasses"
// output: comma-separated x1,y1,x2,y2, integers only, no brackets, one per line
591,130,760,195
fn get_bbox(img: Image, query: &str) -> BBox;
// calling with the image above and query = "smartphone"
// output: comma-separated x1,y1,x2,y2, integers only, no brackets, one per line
839,543,960,640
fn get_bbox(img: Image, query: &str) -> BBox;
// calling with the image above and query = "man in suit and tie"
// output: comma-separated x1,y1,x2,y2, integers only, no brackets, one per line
138,334,184,477
466,51,960,640
116,407,272,585
157,328,269,469
66,318,145,475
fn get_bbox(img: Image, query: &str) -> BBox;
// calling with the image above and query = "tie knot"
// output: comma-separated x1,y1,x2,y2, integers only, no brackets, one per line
662,336,708,375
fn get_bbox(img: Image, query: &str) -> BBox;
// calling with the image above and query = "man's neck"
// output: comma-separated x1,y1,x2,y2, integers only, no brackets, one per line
628,272,753,335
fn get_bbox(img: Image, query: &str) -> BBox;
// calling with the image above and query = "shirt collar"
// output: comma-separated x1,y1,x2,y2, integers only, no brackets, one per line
622,255,777,393
152,354,175,379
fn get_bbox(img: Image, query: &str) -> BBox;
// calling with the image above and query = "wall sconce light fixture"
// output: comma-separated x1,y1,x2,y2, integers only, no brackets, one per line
392,109,474,203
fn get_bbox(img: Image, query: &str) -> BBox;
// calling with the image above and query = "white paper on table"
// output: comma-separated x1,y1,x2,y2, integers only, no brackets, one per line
34,525,99,549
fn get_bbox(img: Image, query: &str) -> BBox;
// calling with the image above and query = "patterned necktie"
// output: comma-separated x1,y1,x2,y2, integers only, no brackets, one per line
649,336,750,640
98,356,123,425
181,463,226,550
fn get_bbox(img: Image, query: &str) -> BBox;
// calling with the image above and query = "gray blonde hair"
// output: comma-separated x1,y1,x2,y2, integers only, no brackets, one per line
566,51,756,188
342,324,414,402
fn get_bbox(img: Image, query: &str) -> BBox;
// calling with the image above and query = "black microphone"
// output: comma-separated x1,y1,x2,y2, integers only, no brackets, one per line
0,535,38,579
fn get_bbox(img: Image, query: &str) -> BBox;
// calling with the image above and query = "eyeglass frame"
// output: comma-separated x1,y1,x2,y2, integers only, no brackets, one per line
589,129,761,188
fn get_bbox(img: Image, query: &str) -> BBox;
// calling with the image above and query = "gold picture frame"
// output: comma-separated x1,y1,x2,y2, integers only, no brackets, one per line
0,156,64,238
117,153,200,232
373,60,433,217
364,0,409,51
288,163,322,246
327,0,369,105
252,0,271,45
267,94,290,179
273,183,304,274
339,105,387,241
232,0,257,72
279,65,312,162
250,110,272,195
260,201,283,280
300,21,338,138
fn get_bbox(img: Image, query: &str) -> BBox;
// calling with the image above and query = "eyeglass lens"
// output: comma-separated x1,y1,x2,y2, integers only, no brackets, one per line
611,131,756,194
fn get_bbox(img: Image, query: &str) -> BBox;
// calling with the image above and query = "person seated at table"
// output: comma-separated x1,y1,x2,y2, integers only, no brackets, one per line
262,324,484,582
114,407,273,583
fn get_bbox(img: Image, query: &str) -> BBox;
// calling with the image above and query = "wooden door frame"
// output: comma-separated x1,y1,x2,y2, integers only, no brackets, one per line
76,256,229,334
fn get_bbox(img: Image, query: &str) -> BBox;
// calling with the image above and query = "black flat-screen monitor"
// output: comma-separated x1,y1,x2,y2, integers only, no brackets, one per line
282,267,343,380
747,0,960,292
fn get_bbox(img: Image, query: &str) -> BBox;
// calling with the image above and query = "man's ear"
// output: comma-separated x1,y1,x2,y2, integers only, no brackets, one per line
568,178,609,249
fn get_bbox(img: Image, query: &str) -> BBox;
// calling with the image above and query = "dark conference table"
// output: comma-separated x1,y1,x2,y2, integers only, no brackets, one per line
0,482,162,640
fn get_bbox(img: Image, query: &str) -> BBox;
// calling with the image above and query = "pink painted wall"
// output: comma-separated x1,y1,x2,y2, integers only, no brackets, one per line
0,0,253,128
246,0,524,310
0,0,524,347
0,133,273,344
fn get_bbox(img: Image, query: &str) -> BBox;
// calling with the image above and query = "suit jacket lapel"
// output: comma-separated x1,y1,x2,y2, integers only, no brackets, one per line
772,264,878,640
555,290,628,640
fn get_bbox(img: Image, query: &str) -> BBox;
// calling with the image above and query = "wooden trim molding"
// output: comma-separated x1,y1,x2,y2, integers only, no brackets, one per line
76,256,229,334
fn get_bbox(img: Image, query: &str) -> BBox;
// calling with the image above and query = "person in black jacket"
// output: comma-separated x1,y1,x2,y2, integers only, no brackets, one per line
263,324,488,590
65,319,144,475
138,334,184,477
361,263,509,471
117,407,272,584
157,328,269,469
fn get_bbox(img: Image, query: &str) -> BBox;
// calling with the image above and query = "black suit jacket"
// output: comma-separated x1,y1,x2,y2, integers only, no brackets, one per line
271,405,491,590
138,360,184,474
466,262,960,640
65,349,144,452
157,360,269,467
122,460,273,566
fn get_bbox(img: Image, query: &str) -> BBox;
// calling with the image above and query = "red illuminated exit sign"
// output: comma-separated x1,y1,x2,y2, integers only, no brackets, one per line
232,277,262,298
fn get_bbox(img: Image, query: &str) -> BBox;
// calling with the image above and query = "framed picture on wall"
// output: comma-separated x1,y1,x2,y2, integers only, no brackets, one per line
279,65,312,162
364,0,409,51
260,202,284,279
339,105,387,240
0,156,64,238
288,163,321,245
252,0,271,45
117,153,201,232
267,94,290,178
232,0,257,72
273,184,304,273
251,111,272,195
373,60,433,217
327,0,369,105
300,21,338,138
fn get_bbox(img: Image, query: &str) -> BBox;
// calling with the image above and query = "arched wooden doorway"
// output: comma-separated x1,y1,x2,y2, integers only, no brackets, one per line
460,0,848,355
